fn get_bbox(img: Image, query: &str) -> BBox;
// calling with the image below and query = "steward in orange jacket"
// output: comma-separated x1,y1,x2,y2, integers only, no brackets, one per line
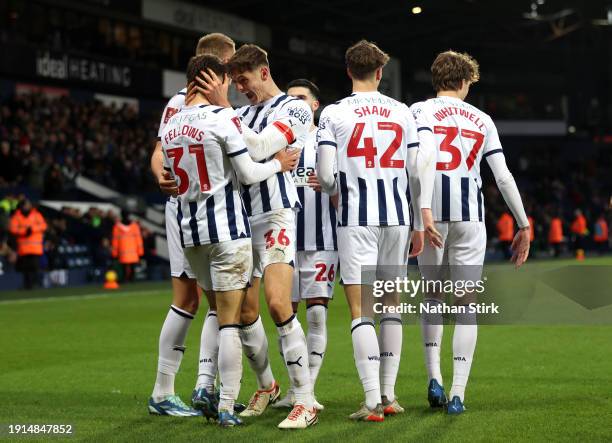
548,216,563,257
9,199,47,289
593,215,608,254
570,209,588,258
112,221,144,264
111,212,143,282
497,212,514,258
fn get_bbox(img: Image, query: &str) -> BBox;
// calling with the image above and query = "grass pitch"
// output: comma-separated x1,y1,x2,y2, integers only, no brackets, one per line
1,258,611,442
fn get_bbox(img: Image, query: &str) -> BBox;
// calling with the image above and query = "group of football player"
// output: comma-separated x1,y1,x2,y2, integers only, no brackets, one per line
146,32,530,429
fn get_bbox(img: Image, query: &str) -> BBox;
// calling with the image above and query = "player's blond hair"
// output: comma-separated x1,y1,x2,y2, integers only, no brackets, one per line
195,33,235,59
431,50,480,92
345,40,390,80
227,44,269,74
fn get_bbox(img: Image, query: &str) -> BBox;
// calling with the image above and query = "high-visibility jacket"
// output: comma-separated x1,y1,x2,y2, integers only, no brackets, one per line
548,217,563,244
497,212,514,242
9,208,47,256
528,216,535,242
594,219,608,243
570,214,587,236
111,221,144,264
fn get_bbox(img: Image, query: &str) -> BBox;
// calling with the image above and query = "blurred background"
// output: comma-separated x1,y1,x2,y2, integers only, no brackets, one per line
0,0,610,290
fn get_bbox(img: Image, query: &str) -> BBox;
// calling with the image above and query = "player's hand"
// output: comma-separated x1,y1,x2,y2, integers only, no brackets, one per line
158,170,178,197
307,174,322,192
409,230,424,258
511,227,530,268
196,69,232,108
275,148,300,172
330,193,339,209
422,208,443,248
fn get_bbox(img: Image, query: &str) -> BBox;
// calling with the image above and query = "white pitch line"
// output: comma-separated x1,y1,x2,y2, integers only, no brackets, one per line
0,289,161,305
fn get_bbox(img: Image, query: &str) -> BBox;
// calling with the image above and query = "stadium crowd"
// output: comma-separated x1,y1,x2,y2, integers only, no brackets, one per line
0,94,159,198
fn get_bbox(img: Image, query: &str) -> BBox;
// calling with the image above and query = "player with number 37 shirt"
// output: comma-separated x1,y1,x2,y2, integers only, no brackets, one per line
411,51,530,416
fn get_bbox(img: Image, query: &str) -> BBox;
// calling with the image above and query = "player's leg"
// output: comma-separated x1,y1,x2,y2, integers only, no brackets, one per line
149,275,201,416
377,225,411,415
208,238,252,427
194,290,217,393
239,214,279,417
149,201,201,416
256,209,315,429
192,288,224,414
338,226,384,422
417,222,449,408
301,250,337,410
447,222,486,414
273,255,302,409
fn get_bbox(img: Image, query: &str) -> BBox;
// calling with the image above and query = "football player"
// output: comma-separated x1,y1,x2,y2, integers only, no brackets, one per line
316,40,424,421
272,79,337,411
148,33,237,417
411,50,530,414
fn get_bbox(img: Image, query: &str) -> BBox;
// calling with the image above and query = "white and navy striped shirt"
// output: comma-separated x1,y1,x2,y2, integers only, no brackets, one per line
237,93,312,217
410,96,502,222
295,128,337,251
160,105,251,247
317,91,420,227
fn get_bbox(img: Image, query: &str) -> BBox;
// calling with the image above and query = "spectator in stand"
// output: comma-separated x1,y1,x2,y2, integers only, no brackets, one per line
497,211,514,259
111,211,143,282
570,209,588,260
593,214,609,254
8,199,47,289
548,213,564,258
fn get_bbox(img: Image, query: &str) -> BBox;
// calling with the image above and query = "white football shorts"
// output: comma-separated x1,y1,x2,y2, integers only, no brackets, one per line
291,250,338,302
337,225,411,285
183,237,252,292
165,198,195,279
417,221,486,284
250,208,297,279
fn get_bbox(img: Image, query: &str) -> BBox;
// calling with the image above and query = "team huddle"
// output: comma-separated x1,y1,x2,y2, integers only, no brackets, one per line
148,33,530,429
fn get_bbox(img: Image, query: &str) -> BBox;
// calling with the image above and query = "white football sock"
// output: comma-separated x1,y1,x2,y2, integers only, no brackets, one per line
278,334,294,394
218,325,242,414
379,313,402,402
421,298,444,385
351,317,381,410
277,315,313,408
240,316,275,390
450,307,477,402
196,310,218,392
306,304,328,389
152,305,193,401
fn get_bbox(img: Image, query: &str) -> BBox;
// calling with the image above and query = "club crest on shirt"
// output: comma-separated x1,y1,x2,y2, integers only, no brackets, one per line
231,116,242,133
164,107,178,124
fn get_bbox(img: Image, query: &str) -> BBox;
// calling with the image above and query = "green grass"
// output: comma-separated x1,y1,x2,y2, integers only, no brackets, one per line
1,258,611,442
